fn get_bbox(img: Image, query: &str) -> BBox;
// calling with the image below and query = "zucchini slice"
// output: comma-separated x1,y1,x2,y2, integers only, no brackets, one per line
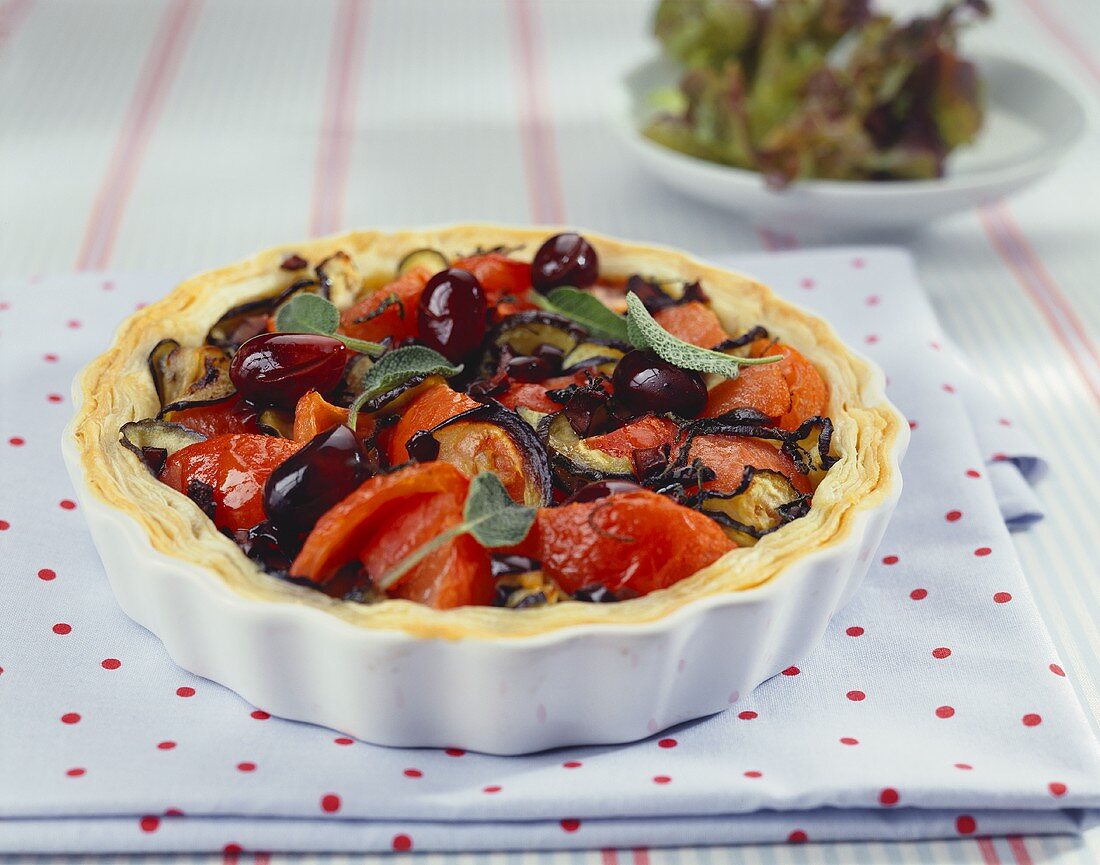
149,342,236,416
489,311,587,358
701,467,810,546
538,411,634,493
119,419,207,476
781,416,839,484
315,251,363,311
397,247,448,276
561,340,625,376
206,279,321,348
493,570,564,609
256,408,295,439
409,404,554,507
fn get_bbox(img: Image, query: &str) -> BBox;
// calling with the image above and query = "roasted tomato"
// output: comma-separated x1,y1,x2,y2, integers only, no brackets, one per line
162,434,301,531
581,415,679,458
652,301,727,349
704,340,827,430
681,434,812,495
386,382,480,463
292,462,493,608
451,253,532,306
165,397,261,437
496,371,590,415
531,489,735,595
339,267,432,343
291,390,374,442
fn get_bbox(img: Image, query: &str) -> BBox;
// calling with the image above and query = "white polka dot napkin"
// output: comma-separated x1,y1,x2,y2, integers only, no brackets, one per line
1,248,1098,854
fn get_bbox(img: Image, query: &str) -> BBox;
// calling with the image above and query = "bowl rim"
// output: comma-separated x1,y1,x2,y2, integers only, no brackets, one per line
616,50,1090,198
65,226,910,647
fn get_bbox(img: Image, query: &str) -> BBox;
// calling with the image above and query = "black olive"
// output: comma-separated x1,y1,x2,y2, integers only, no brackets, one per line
531,233,599,293
564,479,645,504
611,349,707,418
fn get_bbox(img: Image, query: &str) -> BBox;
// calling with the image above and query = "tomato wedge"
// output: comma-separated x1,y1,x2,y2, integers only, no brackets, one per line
162,434,301,531
532,489,735,595
386,382,479,463
165,397,261,438
682,434,812,495
704,363,791,420
582,415,679,459
339,268,431,343
451,253,532,306
653,302,728,349
495,371,589,415
292,390,374,442
761,341,828,431
291,462,493,608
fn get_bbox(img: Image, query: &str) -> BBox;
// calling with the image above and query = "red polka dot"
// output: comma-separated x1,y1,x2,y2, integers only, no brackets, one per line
737,710,758,720
865,334,879,344
879,787,900,806
250,709,269,720
936,705,955,719
911,588,928,600
404,768,422,778
800,278,814,289
47,393,63,404
956,815,977,835
44,353,59,363
334,737,354,746
560,818,581,832
320,794,341,813
974,547,992,557
392,834,413,852
840,737,859,746
67,319,82,329
61,712,81,724
445,748,465,757
38,568,56,580
59,500,77,510
945,510,962,522
781,666,800,676
562,761,582,769
482,785,502,794
846,626,864,637
846,690,866,702
224,844,242,855
993,592,1012,604
164,808,184,817
9,437,25,447
653,775,672,784
658,738,678,748
1049,782,1067,797
52,623,71,635
744,770,762,778
882,555,898,565
236,762,257,772
908,420,918,429
943,383,956,394
999,418,1012,427
1050,664,1066,677
176,686,195,698
955,763,973,770
966,469,981,478
66,767,85,777
1022,713,1042,727
932,647,952,659
0,520,9,530
101,658,121,670
139,815,160,833
157,741,176,750
851,257,865,268
788,830,809,843
865,295,880,305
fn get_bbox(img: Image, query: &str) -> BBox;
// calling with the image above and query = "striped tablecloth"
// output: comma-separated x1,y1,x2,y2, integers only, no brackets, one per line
3,0,1099,862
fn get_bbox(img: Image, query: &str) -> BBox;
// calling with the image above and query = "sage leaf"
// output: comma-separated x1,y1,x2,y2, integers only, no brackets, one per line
274,293,384,357
375,472,536,590
539,287,630,342
346,345,462,430
625,292,781,378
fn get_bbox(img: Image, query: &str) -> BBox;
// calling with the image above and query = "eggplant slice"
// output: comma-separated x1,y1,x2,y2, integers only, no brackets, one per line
700,467,810,546
782,416,839,483
206,279,322,348
120,419,207,476
397,247,448,276
537,411,635,494
409,404,554,507
315,251,363,311
149,342,236,416
560,340,625,376
488,311,587,360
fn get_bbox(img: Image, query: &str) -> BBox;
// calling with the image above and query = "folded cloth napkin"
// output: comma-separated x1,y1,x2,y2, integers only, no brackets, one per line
1,248,1097,854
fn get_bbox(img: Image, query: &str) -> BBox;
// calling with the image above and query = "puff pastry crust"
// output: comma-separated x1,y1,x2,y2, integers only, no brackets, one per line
72,226,904,639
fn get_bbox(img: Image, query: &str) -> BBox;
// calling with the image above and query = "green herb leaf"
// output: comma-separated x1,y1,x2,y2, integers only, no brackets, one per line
346,345,463,430
539,287,630,342
375,472,536,590
625,292,781,378
274,293,384,357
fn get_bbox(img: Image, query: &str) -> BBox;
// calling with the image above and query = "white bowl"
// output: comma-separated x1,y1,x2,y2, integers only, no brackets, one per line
63,396,907,756
616,52,1088,234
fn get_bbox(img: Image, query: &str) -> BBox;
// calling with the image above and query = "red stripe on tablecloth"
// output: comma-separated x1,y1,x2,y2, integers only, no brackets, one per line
632,849,650,865
977,837,1003,864
309,0,368,237
1008,836,1035,865
600,850,619,865
0,0,33,46
74,0,200,271
1020,0,1100,91
509,0,565,225
980,204,1100,405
